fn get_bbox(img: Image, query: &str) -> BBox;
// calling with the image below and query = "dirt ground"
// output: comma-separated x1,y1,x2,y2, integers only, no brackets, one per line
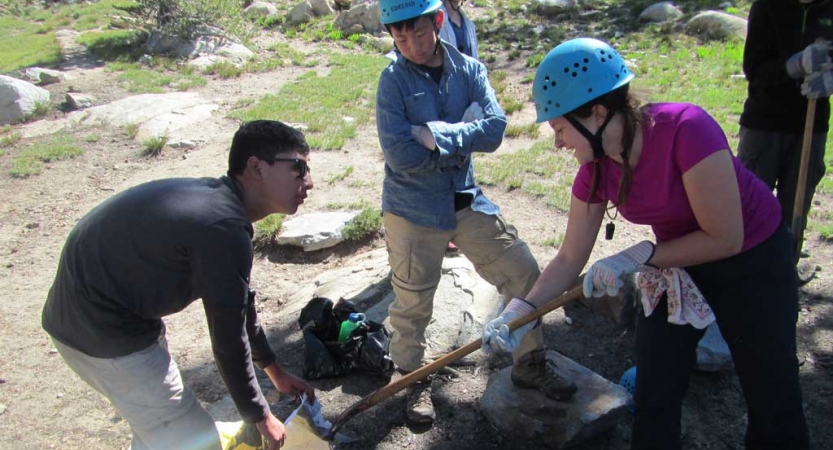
1,25,832,450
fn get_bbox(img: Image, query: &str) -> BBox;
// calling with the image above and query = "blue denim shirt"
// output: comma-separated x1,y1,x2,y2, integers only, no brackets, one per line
376,42,507,230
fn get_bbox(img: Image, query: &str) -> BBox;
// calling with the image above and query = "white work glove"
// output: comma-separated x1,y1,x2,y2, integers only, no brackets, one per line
461,101,484,123
583,240,656,298
410,125,437,150
786,40,833,79
482,297,538,354
801,70,833,99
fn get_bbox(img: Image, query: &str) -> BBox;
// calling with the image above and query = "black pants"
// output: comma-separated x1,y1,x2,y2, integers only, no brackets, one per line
632,225,809,450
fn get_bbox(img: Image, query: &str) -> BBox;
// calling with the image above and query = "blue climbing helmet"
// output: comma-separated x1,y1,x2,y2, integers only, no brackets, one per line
379,0,443,25
619,366,636,395
533,38,635,124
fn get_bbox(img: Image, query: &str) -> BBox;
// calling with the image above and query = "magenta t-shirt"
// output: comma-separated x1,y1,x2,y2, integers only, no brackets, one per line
572,103,780,252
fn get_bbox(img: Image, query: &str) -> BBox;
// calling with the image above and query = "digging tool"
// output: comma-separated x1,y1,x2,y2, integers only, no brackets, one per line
792,97,816,263
792,98,818,286
324,281,585,440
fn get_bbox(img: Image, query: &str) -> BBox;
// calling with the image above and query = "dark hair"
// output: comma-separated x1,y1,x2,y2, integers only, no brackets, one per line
227,120,309,177
385,11,439,34
569,84,643,207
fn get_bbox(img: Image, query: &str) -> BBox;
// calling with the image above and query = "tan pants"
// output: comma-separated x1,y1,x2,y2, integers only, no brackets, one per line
384,209,543,371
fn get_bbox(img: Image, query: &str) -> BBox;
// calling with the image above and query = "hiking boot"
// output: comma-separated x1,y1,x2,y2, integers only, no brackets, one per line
405,379,436,423
511,349,577,401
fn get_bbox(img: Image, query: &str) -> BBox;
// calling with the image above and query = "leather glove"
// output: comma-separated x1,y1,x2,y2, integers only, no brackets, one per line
801,70,833,99
462,101,484,122
410,125,437,150
786,40,833,79
482,297,538,354
583,240,655,298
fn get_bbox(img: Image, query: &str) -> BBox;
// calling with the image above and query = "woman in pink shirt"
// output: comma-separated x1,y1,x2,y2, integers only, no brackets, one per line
482,38,808,449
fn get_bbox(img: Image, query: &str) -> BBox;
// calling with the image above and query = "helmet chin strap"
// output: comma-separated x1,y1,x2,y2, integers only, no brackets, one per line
564,112,615,159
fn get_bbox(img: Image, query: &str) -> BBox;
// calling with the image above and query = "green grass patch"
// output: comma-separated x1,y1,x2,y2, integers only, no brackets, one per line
8,135,84,178
476,139,577,212
84,134,100,143
505,122,540,139
342,206,382,241
76,29,143,61
253,213,285,248
542,233,564,248
0,16,62,72
265,42,321,67
108,61,206,93
233,53,388,150
327,166,354,185
142,135,168,156
0,131,22,148
125,123,139,138
203,60,244,78
817,224,833,242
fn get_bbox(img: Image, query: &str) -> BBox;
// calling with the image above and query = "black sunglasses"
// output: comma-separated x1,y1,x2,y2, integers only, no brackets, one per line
262,157,309,178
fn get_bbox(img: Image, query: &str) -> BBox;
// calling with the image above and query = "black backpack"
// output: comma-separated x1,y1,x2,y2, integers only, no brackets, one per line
297,297,395,380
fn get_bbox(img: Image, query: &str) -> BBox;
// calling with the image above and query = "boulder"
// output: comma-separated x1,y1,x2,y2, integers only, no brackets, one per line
685,10,747,41
333,3,381,35
277,211,362,251
639,2,683,22
481,350,632,449
0,75,51,126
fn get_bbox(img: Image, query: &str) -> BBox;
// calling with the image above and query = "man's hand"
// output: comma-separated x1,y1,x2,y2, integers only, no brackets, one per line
482,297,537,354
786,39,833,79
802,70,833,99
256,411,286,450
583,240,655,298
410,125,437,150
462,102,484,122
264,362,315,403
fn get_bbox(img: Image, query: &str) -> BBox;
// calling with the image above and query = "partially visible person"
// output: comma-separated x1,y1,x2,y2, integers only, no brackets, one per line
439,0,478,59
484,38,809,449
376,0,576,425
42,120,316,450
738,0,833,257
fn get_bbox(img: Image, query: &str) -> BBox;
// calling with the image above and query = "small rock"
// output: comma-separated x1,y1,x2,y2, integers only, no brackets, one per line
56,393,63,399
49,348,58,355
564,316,573,325
26,223,40,229
0,404,6,415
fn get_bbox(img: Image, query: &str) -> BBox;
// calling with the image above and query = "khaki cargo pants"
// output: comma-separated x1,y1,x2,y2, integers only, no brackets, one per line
384,208,543,371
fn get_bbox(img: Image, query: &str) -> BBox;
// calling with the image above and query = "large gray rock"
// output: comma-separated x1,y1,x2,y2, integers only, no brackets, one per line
283,248,502,357
534,0,578,17
481,350,632,449
243,1,279,18
685,10,747,41
277,211,362,252
333,3,381,34
0,75,51,126
639,2,683,22
286,1,316,26
20,92,217,139
12,67,66,86
309,0,334,17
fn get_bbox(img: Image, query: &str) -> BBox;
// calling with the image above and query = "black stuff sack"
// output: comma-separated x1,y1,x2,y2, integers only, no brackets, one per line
298,297,394,380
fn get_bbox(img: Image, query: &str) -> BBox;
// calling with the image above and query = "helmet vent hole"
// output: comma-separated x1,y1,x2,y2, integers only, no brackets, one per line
544,108,549,112
615,74,620,79
587,88,593,93
551,81,556,87
582,66,587,72
573,62,579,68
571,72,577,77
543,85,547,91
584,58,589,63
545,76,550,82
556,103,560,108
601,58,606,63
547,100,552,105
563,67,569,73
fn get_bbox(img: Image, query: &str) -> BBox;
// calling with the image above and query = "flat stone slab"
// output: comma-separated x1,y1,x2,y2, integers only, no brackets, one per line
481,350,632,449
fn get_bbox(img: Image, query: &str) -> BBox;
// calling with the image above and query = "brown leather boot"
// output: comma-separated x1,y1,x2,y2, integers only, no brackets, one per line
511,349,577,401
405,378,435,423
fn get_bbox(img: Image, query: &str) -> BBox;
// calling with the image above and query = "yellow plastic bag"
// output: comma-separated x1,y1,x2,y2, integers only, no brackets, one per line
216,418,330,450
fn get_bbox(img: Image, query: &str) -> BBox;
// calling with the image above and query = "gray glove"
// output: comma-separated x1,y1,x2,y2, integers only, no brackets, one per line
801,70,833,99
410,125,437,150
786,40,833,79
461,102,484,123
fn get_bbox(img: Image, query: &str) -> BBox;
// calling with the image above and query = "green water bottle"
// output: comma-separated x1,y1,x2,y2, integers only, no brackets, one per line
337,313,366,342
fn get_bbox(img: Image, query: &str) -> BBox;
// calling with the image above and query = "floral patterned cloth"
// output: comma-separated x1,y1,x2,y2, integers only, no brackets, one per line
637,268,715,329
